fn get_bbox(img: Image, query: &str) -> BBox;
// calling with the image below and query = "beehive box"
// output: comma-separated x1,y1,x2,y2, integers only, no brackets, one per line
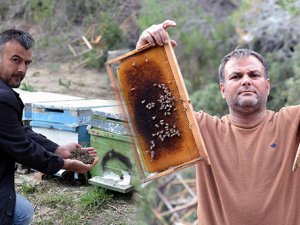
30,99,118,147
31,99,118,125
106,43,209,181
88,106,137,193
88,127,134,177
89,105,129,135
14,89,83,122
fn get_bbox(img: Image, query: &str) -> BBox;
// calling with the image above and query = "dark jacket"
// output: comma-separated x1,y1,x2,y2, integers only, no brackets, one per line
0,80,64,224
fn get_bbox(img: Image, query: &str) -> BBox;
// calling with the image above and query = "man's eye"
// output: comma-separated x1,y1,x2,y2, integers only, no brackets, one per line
12,58,21,64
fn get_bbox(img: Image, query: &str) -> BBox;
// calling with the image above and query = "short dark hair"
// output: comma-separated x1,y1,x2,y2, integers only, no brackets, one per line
0,29,35,52
218,48,269,83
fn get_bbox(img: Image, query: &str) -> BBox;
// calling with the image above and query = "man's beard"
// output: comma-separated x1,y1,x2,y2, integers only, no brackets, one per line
9,73,23,88
236,94,259,107
226,94,265,114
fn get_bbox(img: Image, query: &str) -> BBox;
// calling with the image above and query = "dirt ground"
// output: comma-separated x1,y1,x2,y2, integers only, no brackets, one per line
23,63,115,100
15,63,143,225
15,171,141,225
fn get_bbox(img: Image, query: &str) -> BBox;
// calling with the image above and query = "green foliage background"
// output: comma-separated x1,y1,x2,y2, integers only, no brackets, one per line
138,0,300,116
1,0,298,116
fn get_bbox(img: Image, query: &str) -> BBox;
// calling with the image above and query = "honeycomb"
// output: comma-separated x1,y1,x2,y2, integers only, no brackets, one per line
114,44,204,173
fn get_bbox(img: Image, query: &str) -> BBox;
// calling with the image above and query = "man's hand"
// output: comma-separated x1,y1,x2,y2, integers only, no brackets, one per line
136,19,177,49
55,143,97,159
63,157,99,174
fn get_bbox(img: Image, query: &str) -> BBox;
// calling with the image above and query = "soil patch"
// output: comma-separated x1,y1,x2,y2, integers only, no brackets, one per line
15,171,141,225
23,63,115,100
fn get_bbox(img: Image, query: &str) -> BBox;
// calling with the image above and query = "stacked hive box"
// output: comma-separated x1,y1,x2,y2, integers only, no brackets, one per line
30,99,118,147
15,90,84,174
14,89,83,123
87,105,136,193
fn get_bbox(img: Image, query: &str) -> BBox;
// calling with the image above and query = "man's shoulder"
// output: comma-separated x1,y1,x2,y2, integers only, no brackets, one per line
278,105,300,113
0,81,18,103
195,110,226,126
271,105,300,121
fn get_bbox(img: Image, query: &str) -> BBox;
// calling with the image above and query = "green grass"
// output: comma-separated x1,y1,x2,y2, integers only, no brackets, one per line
79,186,113,210
43,193,73,207
19,183,36,195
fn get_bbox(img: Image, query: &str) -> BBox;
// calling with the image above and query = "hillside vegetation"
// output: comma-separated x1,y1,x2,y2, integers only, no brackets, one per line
1,0,299,116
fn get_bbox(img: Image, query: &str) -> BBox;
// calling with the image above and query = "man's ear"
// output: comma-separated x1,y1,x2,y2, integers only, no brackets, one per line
220,83,225,99
266,79,270,95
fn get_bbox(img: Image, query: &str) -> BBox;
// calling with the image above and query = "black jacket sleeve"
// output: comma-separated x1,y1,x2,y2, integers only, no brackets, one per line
0,88,63,174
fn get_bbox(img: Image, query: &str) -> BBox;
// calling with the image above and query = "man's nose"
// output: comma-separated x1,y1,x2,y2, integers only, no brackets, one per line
18,62,27,73
241,75,251,85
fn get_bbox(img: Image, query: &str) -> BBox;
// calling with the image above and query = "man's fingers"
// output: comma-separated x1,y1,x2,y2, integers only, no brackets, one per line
162,20,176,29
136,20,176,49
144,30,157,46
170,40,177,48
81,147,97,157
92,157,99,166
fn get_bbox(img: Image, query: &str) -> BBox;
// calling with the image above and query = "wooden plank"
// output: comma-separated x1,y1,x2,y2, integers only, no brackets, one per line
88,176,134,193
143,157,203,183
155,189,181,220
159,198,197,217
176,174,196,198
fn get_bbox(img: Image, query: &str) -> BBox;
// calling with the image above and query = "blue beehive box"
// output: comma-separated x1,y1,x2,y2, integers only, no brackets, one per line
14,89,83,121
30,99,118,147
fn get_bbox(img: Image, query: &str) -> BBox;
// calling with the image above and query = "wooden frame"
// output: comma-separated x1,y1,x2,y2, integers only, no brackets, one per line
105,42,210,182
151,173,198,224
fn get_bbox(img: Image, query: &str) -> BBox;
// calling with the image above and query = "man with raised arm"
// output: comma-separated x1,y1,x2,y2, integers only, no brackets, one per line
136,20,300,225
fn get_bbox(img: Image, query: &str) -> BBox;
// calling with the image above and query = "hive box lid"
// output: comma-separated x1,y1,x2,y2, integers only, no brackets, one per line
90,106,130,135
31,99,118,125
14,90,85,120
91,105,127,121
32,99,118,111
14,89,84,104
